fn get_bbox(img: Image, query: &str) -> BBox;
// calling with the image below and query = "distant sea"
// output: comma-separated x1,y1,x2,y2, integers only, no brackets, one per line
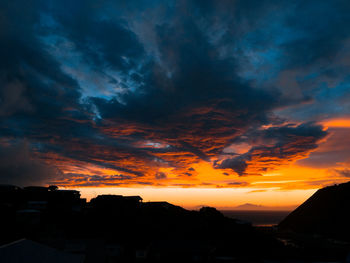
221,210,291,226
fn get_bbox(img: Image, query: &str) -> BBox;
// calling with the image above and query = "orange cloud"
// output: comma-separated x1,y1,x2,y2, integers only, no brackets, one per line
322,118,350,128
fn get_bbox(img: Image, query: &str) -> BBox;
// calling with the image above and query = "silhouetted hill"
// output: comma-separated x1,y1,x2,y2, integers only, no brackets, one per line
0,185,285,262
279,181,350,241
3,184,350,262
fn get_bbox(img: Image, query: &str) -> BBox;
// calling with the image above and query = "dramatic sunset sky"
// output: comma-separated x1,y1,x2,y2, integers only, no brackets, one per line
1,0,350,209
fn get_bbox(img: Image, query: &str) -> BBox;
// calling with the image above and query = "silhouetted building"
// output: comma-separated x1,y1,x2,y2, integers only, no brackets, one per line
4,184,349,262
0,184,23,209
90,194,142,210
16,209,41,226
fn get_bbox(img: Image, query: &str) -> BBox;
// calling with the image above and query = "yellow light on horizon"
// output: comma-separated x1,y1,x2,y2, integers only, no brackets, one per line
68,186,317,210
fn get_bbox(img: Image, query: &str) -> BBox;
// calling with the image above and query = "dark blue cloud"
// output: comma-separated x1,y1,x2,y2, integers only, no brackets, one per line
0,0,347,185
0,141,61,186
215,123,328,175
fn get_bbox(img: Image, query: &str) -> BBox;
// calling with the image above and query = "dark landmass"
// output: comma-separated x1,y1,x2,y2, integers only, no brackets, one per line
1,183,350,262
279,181,350,241
0,184,284,262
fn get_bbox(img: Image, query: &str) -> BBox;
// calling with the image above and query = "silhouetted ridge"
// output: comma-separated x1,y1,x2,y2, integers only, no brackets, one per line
279,181,350,240
0,185,285,262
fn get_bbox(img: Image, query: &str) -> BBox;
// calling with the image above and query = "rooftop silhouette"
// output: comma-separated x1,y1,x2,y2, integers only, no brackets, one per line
1,183,350,262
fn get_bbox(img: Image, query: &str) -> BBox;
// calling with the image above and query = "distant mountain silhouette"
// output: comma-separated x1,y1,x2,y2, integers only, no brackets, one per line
233,203,265,210
279,181,350,241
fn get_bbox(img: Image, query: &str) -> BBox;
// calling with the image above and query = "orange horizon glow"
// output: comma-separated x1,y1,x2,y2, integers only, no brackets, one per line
43,117,350,208
55,162,350,209
68,186,316,210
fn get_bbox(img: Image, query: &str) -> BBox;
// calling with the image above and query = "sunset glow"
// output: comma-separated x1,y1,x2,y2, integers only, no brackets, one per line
1,0,350,210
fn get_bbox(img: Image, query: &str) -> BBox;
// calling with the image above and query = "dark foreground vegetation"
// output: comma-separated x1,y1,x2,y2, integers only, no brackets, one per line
1,183,350,262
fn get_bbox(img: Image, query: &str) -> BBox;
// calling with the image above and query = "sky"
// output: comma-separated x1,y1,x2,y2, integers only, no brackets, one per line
1,0,350,209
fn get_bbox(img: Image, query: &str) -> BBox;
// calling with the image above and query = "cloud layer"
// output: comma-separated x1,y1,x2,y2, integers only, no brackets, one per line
0,0,349,187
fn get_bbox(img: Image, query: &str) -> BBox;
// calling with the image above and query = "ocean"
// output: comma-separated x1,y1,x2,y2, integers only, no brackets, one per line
221,210,291,226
